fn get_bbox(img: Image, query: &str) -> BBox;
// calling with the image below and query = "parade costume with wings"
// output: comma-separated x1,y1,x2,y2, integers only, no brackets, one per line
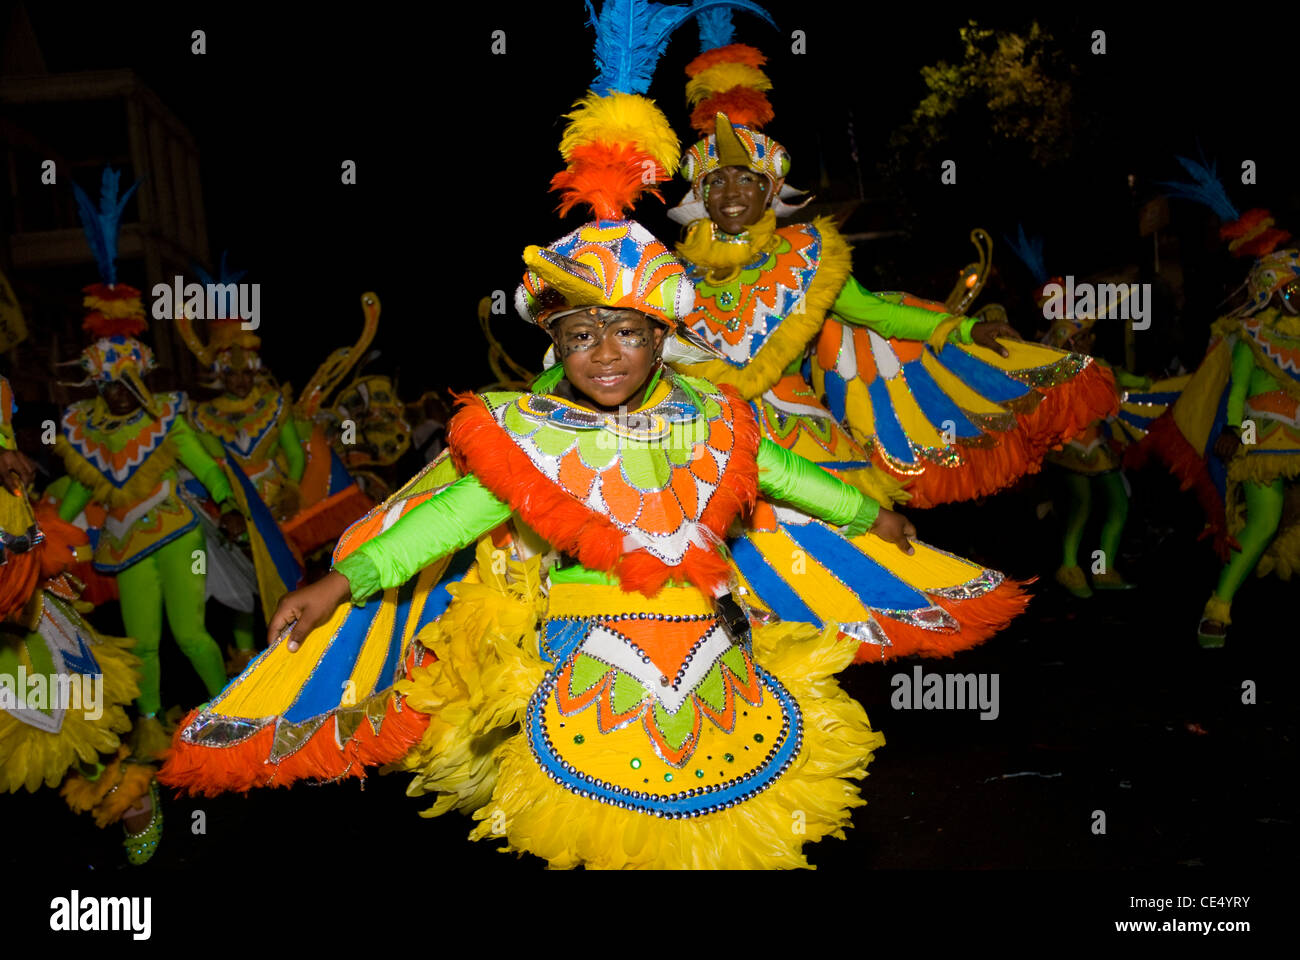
1136,156,1300,641
0,374,162,865
649,12,1032,659
54,169,236,725
666,24,1118,513
174,256,305,662
160,0,922,870
1003,227,1187,596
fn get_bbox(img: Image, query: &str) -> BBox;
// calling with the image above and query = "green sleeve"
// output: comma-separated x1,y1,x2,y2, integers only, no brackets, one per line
191,423,224,460
169,416,232,504
755,438,879,536
832,276,976,344
57,479,96,523
1114,368,1152,389
1226,339,1255,429
278,415,305,482
332,474,512,603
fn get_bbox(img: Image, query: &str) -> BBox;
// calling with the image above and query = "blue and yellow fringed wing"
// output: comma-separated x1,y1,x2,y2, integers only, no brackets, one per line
1112,374,1191,445
729,502,1027,663
808,295,1118,507
161,452,482,794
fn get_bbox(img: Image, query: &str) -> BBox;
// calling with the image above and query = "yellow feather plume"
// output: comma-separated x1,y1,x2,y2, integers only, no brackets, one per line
558,90,681,176
685,63,772,105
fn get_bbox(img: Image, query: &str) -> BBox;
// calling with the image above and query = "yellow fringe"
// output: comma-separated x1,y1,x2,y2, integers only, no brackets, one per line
53,434,179,510
673,216,853,401
1256,516,1300,580
676,210,779,279
61,742,157,828
391,538,546,816
0,629,139,794
395,536,883,869
467,621,882,869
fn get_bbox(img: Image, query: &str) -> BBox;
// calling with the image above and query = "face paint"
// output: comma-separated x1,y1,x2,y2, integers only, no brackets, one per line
549,308,665,411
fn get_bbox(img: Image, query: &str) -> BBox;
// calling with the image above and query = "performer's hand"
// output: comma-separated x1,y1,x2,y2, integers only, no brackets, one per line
219,510,247,540
971,320,1022,358
870,508,917,555
268,571,352,652
0,449,37,492
1213,431,1242,460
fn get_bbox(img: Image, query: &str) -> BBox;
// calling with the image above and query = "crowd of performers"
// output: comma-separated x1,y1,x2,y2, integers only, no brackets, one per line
3,1,1297,870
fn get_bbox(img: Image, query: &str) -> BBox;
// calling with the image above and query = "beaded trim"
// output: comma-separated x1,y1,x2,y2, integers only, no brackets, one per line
525,663,802,819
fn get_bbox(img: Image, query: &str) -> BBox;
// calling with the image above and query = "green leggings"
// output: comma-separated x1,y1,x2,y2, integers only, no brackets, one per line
1214,478,1285,605
115,525,227,715
1061,470,1129,571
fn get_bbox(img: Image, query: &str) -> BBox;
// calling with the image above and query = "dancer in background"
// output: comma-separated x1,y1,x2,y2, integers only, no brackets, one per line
1141,156,1300,645
54,168,245,747
0,373,162,864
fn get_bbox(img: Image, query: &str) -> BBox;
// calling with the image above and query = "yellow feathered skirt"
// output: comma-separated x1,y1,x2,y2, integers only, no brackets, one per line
392,539,884,869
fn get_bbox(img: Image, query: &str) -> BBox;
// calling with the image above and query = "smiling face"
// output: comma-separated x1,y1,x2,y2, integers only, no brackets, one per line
550,307,667,412
703,165,769,235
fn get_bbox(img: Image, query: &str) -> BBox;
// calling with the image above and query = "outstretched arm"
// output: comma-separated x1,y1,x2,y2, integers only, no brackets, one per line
833,276,980,344
270,473,511,650
756,438,914,552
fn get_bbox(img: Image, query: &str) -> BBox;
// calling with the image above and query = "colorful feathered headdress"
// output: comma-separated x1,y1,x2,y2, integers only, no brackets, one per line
1160,152,1298,316
72,167,144,340
550,0,774,221
66,168,158,412
517,220,695,330
176,252,262,376
1005,225,1093,346
519,1,745,368
668,6,811,226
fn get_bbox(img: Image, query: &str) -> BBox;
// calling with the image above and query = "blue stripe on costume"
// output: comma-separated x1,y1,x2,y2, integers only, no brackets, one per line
902,359,981,438
784,521,930,612
327,448,354,496
933,344,1028,403
867,377,916,465
282,601,377,723
822,368,849,423
227,453,303,591
729,535,822,627
376,578,417,691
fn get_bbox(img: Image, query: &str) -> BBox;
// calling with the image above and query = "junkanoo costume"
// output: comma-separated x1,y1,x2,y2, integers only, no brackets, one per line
0,374,162,864
1139,156,1300,639
1004,227,1186,597
174,262,305,663
161,0,911,870
648,25,1117,658
54,170,238,731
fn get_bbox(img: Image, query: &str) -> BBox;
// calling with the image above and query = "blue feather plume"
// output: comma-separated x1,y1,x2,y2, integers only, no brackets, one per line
694,1,776,53
192,251,249,319
192,250,249,287
584,0,776,95
1158,150,1239,222
1004,223,1048,285
72,167,141,286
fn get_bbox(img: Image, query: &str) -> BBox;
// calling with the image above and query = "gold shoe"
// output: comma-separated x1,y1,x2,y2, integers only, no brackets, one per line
1196,596,1230,648
1054,565,1093,598
1092,570,1137,591
122,780,163,866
